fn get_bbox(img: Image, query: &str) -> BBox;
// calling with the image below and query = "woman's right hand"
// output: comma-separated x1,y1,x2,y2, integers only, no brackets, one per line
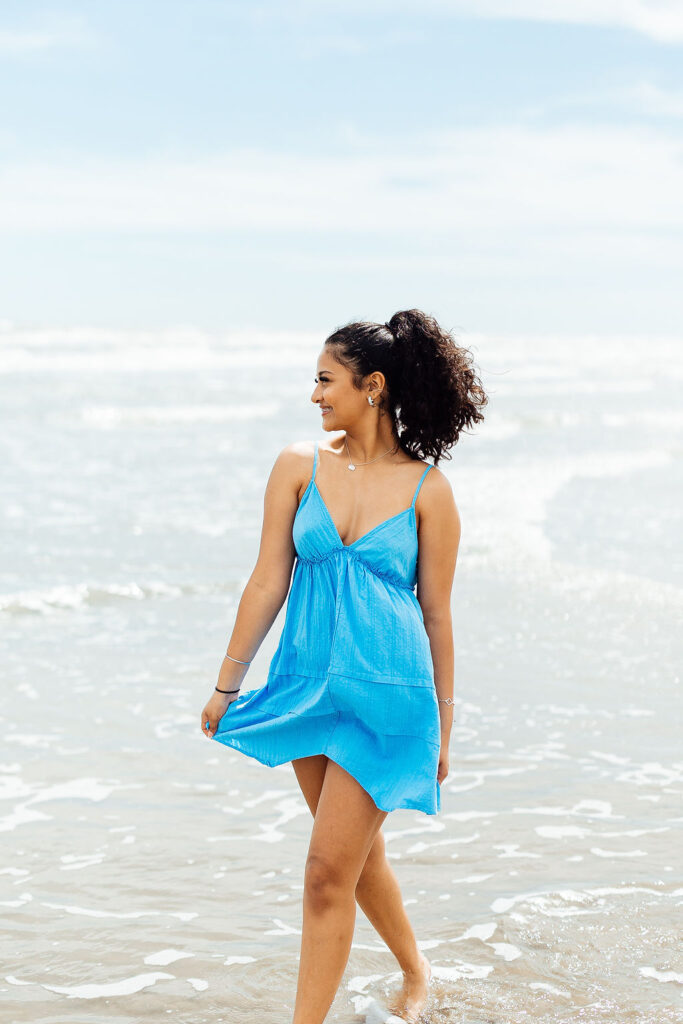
201,689,240,739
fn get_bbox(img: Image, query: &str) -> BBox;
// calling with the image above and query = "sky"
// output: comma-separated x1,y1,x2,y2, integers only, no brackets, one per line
0,0,682,337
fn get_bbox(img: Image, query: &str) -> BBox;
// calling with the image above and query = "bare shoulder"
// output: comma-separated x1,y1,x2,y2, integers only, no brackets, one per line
416,464,461,533
268,440,317,494
421,463,456,502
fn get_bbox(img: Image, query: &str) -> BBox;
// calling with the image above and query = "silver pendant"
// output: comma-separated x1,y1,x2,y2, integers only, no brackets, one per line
347,463,356,470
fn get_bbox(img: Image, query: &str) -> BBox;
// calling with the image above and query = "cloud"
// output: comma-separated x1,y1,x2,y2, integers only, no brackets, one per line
0,123,680,235
627,80,683,115
456,0,683,43
516,80,683,121
0,16,96,55
435,0,683,43
287,0,683,44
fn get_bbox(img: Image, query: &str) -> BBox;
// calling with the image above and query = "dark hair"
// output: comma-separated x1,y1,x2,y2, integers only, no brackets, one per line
324,309,488,464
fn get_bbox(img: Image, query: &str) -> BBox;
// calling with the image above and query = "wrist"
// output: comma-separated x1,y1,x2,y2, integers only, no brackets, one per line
438,708,453,737
217,656,250,692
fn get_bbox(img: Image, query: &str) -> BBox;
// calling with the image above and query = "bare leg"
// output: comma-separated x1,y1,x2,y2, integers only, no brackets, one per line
355,831,432,1019
291,756,431,1021
292,756,387,1024
355,829,424,971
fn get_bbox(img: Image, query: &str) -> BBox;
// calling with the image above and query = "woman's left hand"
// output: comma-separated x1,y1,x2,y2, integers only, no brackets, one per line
437,743,450,785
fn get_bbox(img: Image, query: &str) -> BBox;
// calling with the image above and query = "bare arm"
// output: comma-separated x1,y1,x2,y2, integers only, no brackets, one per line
414,468,461,754
201,443,309,737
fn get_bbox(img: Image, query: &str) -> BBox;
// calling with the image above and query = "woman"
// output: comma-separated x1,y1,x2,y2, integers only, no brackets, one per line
200,309,487,1023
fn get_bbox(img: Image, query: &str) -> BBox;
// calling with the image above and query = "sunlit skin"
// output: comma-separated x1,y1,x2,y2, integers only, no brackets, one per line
284,345,458,1023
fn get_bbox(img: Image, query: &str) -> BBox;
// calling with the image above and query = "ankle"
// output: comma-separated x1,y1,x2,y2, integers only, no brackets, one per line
401,952,428,977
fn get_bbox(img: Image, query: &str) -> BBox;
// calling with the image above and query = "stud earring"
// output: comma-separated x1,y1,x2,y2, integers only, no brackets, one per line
367,395,375,406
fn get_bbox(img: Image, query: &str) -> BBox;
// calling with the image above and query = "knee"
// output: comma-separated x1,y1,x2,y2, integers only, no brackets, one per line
304,853,348,913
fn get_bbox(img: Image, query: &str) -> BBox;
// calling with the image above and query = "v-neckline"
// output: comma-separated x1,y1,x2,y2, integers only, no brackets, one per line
312,480,414,549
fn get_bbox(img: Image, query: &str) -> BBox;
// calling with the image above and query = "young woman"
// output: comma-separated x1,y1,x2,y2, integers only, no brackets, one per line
200,309,487,1023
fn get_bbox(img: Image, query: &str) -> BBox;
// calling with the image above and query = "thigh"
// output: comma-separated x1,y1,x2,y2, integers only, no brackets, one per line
307,758,388,887
291,754,328,817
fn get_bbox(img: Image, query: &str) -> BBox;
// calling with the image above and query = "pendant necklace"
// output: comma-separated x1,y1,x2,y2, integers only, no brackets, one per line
344,437,399,471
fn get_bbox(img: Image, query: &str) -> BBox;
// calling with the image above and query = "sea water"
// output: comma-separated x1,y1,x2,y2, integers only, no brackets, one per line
0,324,681,1023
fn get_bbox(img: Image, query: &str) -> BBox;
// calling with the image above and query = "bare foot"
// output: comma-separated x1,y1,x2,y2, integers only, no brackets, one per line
387,952,431,1022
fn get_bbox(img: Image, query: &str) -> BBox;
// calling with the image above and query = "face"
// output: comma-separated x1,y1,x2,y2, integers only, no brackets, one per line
311,346,380,430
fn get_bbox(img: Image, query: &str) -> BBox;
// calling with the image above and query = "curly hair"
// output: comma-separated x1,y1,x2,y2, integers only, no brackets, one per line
324,309,488,464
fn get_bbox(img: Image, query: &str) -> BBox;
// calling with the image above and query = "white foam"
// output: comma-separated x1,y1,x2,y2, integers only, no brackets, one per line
431,962,494,980
264,917,301,936
29,777,127,804
455,447,674,570
41,901,198,921
589,846,648,857
41,971,175,998
639,966,683,985
0,804,52,833
0,580,186,615
536,825,590,838
529,981,571,996
488,942,523,960
0,325,318,373
81,402,280,427
187,977,209,991
144,949,194,966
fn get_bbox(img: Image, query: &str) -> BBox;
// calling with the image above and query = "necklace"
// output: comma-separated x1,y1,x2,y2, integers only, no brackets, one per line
344,437,399,471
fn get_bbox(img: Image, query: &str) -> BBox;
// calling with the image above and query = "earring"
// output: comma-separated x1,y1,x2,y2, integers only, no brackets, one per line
367,395,375,406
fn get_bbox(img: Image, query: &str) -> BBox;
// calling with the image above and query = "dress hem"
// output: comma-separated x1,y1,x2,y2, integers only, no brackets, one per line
211,713,440,816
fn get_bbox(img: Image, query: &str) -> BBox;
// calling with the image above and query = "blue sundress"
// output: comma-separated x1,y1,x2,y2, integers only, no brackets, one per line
211,440,442,814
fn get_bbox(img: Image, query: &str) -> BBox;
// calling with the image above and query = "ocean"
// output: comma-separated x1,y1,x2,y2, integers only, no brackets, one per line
1,324,681,1023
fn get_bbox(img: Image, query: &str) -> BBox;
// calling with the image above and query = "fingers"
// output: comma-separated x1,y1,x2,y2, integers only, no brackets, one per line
200,708,215,738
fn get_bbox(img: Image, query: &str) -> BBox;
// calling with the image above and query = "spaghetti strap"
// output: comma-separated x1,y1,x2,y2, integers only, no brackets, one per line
411,464,433,508
311,440,319,482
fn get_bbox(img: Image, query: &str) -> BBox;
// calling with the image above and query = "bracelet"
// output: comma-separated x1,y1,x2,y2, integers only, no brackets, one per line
438,697,455,705
216,686,241,694
225,652,251,665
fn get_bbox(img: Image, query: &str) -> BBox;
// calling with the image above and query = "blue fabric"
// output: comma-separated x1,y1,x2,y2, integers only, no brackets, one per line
212,440,442,815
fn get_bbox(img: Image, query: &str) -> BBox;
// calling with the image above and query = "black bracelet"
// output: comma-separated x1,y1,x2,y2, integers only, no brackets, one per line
215,686,241,694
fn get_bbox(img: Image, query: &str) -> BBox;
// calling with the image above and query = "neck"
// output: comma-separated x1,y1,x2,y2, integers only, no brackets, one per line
342,432,400,463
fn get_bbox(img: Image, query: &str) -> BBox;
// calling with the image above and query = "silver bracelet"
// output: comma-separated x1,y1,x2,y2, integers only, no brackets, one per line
438,697,455,705
225,652,251,665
